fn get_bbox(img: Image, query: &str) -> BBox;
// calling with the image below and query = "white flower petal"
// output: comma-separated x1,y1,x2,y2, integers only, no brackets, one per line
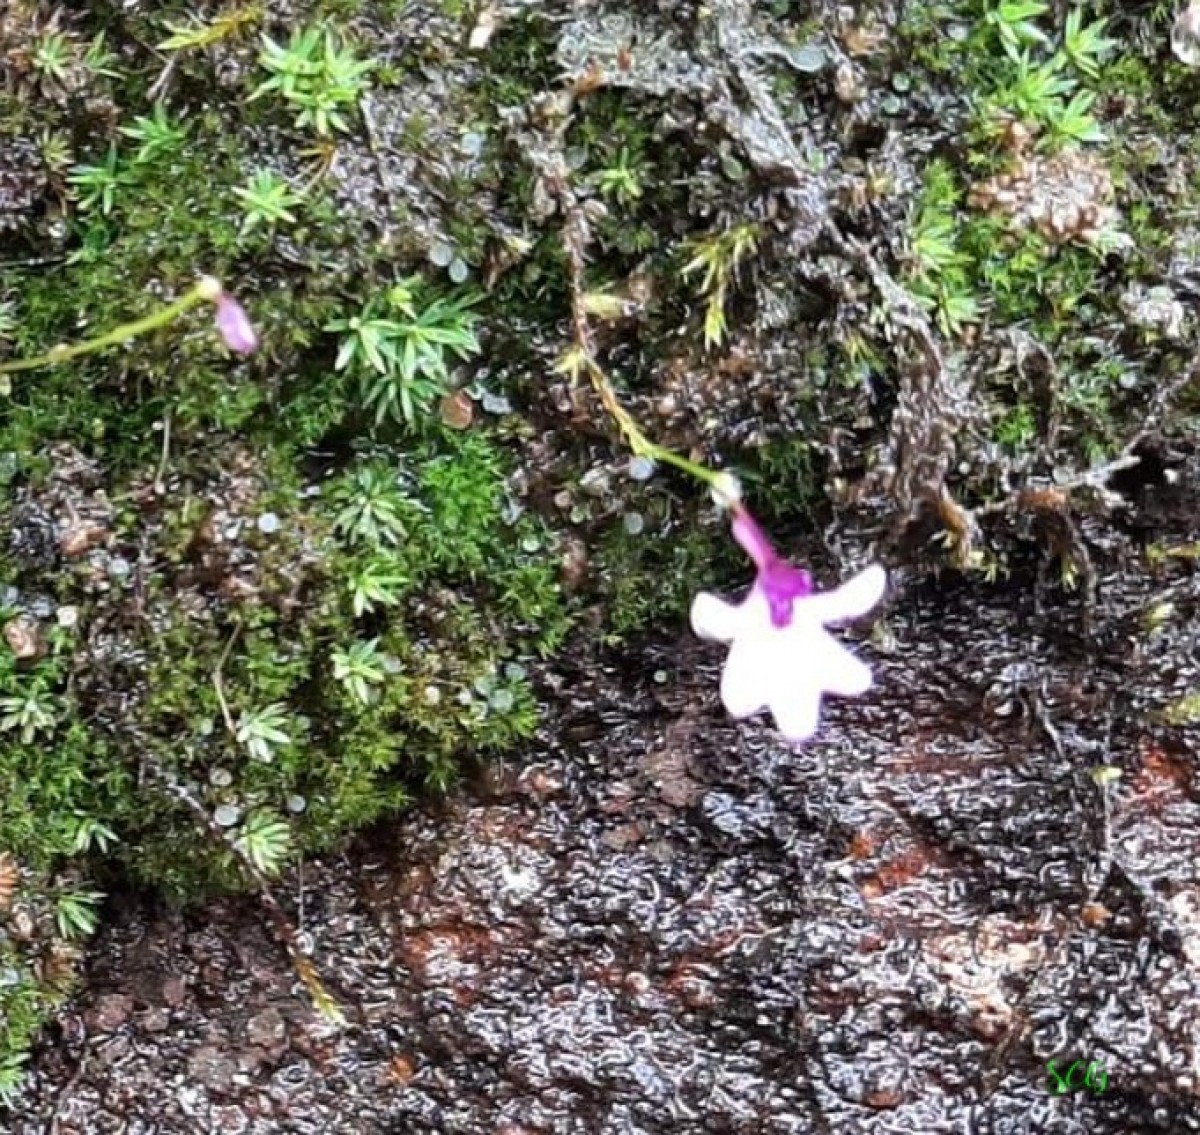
800,628,874,697
690,591,745,643
720,633,772,718
769,682,822,742
800,564,886,626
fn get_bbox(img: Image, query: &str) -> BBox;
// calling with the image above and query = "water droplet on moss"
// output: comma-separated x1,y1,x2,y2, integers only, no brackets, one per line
794,44,827,72
628,456,655,481
489,688,515,713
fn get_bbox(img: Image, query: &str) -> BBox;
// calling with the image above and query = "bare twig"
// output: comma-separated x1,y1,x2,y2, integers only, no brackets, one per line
152,409,171,496
211,620,241,738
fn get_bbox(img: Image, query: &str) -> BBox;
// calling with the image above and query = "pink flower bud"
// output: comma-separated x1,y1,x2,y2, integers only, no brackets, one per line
214,292,258,355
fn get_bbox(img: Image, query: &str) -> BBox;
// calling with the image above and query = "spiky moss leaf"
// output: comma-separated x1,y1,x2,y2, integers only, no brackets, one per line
0,955,54,1097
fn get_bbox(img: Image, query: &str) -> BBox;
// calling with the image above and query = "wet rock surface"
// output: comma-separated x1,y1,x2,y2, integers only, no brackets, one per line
9,467,1200,1134
3,0,1200,1129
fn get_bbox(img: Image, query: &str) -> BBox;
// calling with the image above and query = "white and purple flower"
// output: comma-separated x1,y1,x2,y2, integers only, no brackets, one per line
690,505,885,742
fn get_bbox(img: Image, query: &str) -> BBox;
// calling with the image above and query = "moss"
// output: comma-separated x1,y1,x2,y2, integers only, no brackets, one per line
70,421,575,897
591,511,727,642
1162,691,1200,727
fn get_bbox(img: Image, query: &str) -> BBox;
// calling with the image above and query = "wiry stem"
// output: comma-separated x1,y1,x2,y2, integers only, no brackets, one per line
0,282,212,375
558,198,723,491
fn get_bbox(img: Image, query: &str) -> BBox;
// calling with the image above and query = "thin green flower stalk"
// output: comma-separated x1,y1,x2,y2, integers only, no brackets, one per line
558,344,741,506
559,206,741,509
0,275,257,377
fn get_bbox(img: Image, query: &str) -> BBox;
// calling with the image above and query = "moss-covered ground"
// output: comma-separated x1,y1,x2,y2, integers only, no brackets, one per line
0,0,1197,1102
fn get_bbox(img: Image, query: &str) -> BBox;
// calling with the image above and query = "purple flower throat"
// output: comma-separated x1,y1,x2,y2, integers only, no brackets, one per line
731,506,812,628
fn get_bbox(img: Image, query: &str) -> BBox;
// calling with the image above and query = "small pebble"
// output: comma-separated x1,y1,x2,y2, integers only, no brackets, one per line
4,615,44,660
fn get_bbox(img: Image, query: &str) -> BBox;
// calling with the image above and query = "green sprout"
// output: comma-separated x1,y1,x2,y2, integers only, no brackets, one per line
902,158,983,337
0,1053,28,1109
1062,10,1117,79
82,31,121,79
120,104,189,164
68,145,132,216
158,5,263,52
329,463,410,547
347,555,410,616
994,51,1073,121
32,32,75,84
232,169,305,232
234,811,292,875
67,816,119,855
39,131,73,175
986,0,1051,61
53,889,104,940
980,5,1108,147
235,703,293,762
251,24,374,136
331,638,387,704
908,199,980,336
0,691,59,744
595,147,644,206
680,222,759,348
1048,88,1106,145
327,280,480,428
